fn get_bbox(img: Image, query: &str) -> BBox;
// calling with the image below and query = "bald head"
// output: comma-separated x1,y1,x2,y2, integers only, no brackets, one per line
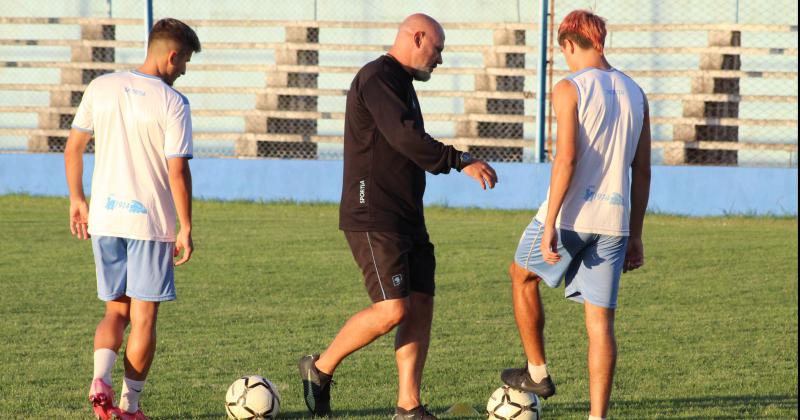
388,13,445,82
396,13,444,42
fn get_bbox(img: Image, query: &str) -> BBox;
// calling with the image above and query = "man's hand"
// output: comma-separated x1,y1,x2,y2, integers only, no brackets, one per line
541,225,561,265
462,159,498,190
623,237,644,273
174,230,193,266
69,199,90,240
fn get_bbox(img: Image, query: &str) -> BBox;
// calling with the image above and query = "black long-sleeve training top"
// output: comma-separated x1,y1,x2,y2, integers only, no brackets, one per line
339,55,464,234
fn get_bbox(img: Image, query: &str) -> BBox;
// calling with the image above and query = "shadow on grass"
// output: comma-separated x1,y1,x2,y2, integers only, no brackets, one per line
544,394,797,418
151,394,798,419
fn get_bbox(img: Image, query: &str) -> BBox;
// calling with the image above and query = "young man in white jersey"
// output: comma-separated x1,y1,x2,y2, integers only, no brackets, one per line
64,18,200,420
499,10,651,420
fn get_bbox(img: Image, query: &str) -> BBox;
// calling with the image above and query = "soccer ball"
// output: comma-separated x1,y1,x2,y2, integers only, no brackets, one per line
486,385,541,420
225,375,281,419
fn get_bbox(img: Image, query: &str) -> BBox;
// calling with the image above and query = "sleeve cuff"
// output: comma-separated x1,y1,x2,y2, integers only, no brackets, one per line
71,125,93,134
166,153,193,159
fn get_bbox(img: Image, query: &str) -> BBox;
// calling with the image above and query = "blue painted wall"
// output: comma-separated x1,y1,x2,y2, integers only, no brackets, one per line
1,154,796,216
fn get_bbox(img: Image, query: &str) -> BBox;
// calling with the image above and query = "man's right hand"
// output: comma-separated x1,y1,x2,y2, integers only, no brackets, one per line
462,159,498,190
69,199,90,240
541,225,561,265
623,237,644,273
174,230,194,266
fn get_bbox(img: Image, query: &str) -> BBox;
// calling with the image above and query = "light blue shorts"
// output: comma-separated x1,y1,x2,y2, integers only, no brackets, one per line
91,236,176,302
514,219,628,309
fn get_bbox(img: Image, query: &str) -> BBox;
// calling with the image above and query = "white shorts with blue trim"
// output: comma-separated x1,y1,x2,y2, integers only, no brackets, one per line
514,218,628,309
91,236,176,302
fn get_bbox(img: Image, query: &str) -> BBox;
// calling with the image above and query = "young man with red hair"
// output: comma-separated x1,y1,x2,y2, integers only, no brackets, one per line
500,10,651,420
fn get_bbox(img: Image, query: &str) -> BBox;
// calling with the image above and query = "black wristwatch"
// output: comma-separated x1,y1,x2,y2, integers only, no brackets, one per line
458,152,474,171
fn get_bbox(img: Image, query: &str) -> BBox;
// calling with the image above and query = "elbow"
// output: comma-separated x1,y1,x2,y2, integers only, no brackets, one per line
168,163,191,186
633,165,651,182
554,155,577,171
64,143,81,161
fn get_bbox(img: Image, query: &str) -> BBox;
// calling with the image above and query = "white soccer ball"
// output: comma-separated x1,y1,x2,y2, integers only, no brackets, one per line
486,385,542,420
225,375,281,419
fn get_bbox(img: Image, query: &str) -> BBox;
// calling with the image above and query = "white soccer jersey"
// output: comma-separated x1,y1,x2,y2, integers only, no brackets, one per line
72,70,193,242
535,67,645,236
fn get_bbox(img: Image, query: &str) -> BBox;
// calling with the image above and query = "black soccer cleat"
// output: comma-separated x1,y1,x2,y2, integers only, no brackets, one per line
299,354,333,417
392,405,438,420
500,366,556,399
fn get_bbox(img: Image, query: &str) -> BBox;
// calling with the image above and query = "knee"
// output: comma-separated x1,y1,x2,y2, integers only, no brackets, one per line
586,317,615,341
129,301,160,330
105,309,130,326
374,300,408,332
129,313,158,332
509,262,539,287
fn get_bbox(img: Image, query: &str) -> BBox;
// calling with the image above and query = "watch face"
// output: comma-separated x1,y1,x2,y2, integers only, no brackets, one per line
462,152,473,164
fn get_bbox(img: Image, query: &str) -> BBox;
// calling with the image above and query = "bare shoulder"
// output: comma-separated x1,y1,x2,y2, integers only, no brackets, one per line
552,79,577,105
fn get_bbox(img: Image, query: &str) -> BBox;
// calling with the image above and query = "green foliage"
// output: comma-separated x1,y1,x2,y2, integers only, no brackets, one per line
0,196,797,419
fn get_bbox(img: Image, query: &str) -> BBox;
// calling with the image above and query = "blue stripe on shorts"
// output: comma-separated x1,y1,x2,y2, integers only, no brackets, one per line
514,218,628,308
91,236,176,302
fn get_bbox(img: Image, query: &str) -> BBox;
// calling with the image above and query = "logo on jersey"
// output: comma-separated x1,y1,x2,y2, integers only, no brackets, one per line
124,87,146,97
584,186,623,206
105,195,148,214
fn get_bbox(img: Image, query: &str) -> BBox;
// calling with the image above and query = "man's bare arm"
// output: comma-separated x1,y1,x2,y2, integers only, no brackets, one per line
64,128,93,240
168,157,193,266
625,97,652,272
541,79,579,264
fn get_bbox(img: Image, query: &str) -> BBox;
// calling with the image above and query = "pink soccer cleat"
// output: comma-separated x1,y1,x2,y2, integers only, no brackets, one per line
116,409,150,420
88,378,117,419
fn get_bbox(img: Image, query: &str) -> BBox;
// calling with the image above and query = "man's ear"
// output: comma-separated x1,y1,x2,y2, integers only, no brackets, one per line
414,31,424,48
167,50,179,65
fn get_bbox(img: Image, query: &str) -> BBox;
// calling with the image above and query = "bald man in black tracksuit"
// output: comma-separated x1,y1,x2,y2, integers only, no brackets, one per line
299,14,498,420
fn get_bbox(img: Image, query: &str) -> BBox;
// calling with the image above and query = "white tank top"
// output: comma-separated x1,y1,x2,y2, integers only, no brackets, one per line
535,67,645,236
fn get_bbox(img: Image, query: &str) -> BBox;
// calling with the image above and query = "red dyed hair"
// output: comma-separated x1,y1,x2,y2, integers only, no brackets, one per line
557,10,607,52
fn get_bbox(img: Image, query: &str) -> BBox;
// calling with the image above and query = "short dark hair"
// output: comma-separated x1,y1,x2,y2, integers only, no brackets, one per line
148,18,201,54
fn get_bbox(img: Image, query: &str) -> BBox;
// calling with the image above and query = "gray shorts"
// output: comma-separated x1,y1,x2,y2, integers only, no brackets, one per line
514,219,628,309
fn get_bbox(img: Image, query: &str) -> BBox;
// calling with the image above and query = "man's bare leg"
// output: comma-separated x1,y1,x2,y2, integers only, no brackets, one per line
584,301,616,418
123,299,160,380
94,296,131,352
316,298,408,375
510,262,546,364
90,296,131,418
395,292,434,410
118,299,160,415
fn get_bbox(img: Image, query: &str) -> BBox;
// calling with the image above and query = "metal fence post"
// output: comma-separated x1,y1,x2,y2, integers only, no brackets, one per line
535,0,549,163
145,0,153,50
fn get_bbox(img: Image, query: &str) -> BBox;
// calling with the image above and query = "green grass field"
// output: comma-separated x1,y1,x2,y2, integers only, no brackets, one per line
0,195,797,419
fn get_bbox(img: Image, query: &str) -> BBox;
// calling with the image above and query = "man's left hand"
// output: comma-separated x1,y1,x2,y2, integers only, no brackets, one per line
462,160,498,190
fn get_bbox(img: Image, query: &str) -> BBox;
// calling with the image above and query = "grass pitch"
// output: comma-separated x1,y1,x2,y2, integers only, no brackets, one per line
0,196,797,419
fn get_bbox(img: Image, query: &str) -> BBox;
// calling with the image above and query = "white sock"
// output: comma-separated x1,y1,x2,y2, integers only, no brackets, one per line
119,377,146,413
527,361,549,382
588,416,605,420
92,349,117,385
